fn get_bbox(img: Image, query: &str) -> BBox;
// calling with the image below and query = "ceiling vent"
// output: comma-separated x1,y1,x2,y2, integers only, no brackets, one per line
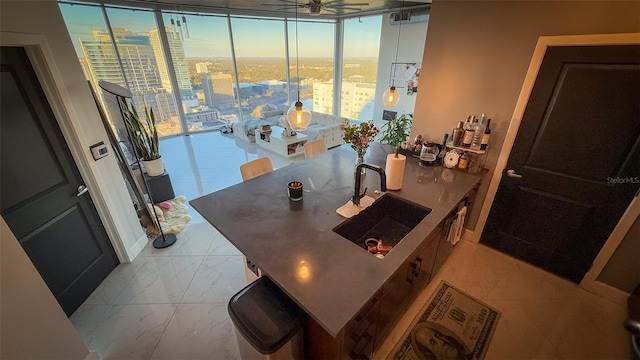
389,9,430,25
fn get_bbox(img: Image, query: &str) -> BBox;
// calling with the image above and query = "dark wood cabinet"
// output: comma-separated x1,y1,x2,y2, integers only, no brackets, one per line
343,290,382,359
306,188,480,359
376,219,443,347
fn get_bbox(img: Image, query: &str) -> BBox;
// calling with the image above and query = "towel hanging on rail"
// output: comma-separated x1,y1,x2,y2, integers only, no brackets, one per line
447,206,467,245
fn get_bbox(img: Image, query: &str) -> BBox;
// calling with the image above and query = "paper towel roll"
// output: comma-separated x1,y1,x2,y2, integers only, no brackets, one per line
385,154,406,190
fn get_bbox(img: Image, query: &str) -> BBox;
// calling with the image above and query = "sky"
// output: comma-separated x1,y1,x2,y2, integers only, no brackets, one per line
58,3,381,59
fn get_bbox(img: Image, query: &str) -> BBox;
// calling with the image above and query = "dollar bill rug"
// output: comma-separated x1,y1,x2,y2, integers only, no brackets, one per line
390,281,500,360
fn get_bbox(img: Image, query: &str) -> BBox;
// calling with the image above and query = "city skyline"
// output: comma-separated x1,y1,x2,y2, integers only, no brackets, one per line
59,4,381,59
59,2,381,135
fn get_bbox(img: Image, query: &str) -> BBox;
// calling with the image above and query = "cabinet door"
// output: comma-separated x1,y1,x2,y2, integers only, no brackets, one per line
433,214,456,276
376,225,443,350
343,290,382,359
412,226,442,292
376,253,419,347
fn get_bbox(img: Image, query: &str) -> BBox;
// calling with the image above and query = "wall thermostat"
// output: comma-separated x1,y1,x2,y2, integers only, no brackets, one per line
90,141,109,161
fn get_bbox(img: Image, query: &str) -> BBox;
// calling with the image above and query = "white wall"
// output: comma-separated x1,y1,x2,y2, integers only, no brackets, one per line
0,0,147,260
373,13,429,129
413,0,640,231
1,217,89,359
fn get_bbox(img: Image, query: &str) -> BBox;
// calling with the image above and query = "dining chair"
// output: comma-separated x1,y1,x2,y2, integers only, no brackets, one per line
303,139,327,159
240,157,274,181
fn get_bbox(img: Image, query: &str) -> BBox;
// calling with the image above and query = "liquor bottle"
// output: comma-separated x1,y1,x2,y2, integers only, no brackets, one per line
462,115,475,148
438,133,449,164
471,114,487,150
480,119,491,150
458,152,469,170
451,121,464,147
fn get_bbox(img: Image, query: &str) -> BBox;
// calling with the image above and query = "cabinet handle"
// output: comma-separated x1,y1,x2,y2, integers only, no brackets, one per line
406,262,417,284
414,256,422,277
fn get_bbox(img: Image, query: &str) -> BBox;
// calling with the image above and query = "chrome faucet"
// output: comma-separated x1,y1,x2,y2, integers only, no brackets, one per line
353,163,387,206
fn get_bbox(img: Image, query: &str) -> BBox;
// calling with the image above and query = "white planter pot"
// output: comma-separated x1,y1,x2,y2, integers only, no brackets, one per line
141,157,164,176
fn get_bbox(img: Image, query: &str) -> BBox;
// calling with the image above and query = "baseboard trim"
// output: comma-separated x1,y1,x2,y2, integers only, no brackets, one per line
462,228,476,243
85,351,101,360
581,280,629,307
128,233,148,261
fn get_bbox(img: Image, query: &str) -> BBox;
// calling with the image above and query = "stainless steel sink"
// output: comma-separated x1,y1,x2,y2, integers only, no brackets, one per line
333,194,431,254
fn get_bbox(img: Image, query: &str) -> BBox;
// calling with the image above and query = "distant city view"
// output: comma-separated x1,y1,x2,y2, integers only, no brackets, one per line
60,2,382,137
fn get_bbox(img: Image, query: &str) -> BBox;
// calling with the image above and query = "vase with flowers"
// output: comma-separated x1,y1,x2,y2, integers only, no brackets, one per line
341,119,379,174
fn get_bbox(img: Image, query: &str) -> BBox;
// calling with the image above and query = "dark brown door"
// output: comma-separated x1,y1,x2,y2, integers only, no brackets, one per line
480,44,640,283
0,47,119,315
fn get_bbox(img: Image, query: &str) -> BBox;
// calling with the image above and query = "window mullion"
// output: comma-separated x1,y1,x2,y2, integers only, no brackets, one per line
154,10,188,135
227,14,244,123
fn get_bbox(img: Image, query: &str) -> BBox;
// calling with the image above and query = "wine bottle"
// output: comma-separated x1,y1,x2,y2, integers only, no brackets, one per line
480,119,491,150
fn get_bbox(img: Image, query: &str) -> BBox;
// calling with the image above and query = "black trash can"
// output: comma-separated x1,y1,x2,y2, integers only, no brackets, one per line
228,276,306,359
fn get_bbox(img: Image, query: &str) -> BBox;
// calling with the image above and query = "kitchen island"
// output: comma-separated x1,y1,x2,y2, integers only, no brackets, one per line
190,143,485,358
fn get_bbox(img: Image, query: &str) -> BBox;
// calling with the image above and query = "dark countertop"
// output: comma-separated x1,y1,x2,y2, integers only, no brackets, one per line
190,143,485,337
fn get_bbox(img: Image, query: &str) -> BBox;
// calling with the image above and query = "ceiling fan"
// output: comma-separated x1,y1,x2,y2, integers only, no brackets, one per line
265,0,370,16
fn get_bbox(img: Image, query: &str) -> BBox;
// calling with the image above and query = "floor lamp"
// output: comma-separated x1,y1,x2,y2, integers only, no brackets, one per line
98,81,177,249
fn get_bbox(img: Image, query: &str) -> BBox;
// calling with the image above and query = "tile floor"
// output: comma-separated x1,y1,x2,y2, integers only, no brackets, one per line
70,131,632,359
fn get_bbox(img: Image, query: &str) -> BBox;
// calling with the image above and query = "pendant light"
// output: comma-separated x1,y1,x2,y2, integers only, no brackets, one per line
383,0,405,107
287,2,311,131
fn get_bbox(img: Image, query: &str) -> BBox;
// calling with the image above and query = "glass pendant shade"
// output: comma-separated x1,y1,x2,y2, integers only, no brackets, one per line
382,86,400,107
287,101,312,131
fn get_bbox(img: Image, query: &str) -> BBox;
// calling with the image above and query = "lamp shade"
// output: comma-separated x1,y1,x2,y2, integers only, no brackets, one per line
382,86,400,107
287,101,312,131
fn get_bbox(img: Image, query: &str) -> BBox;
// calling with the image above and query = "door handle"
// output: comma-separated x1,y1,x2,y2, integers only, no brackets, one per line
76,185,89,196
506,169,523,179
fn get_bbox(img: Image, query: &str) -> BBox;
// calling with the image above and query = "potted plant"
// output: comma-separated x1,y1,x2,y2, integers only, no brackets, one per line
379,113,412,190
379,113,412,156
122,101,164,176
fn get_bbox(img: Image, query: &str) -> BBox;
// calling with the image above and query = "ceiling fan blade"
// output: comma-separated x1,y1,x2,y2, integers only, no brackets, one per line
330,6,363,11
275,0,304,4
260,2,304,7
324,1,369,6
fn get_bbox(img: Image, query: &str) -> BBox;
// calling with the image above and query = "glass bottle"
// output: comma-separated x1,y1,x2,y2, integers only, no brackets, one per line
438,133,449,164
458,152,469,170
462,116,475,148
451,121,464,147
471,114,487,150
480,119,491,150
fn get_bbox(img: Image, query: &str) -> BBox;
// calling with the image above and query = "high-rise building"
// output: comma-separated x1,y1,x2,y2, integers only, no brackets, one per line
195,62,209,74
313,81,376,120
148,27,193,99
201,73,235,108
81,29,126,90
81,28,179,132
109,27,162,92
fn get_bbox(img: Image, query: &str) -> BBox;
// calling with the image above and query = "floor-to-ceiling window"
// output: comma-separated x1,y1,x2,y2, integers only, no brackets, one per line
60,1,380,135
58,3,125,133
106,7,183,136
230,17,288,122
342,16,382,121
288,20,335,115
161,13,239,133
